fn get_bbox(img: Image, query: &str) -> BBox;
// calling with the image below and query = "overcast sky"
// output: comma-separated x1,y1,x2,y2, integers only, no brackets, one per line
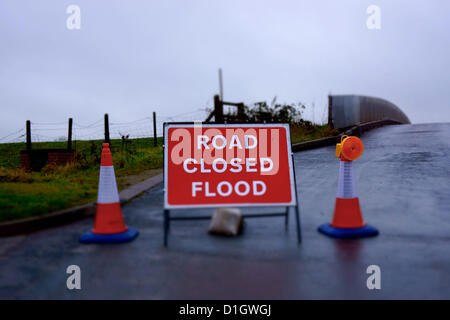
1,0,449,140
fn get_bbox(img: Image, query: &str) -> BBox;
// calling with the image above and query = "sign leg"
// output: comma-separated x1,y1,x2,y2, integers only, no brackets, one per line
163,209,169,247
295,204,302,243
285,206,290,230
291,152,302,244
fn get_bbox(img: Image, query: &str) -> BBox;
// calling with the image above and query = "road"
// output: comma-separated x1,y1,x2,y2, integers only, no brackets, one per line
0,123,449,299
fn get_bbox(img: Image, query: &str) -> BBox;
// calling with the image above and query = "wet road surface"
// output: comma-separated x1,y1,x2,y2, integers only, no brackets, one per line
0,123,449,299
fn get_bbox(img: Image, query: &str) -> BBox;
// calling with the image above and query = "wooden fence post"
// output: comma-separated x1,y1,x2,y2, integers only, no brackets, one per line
153,111,157,147
328,95,333,128
214,94,224,123
68,118,73,151
237,103,245,122
104,113,110,144
26,120,31,151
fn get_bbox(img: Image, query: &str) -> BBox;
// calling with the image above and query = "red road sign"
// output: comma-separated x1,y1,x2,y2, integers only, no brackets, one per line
164,123,296,208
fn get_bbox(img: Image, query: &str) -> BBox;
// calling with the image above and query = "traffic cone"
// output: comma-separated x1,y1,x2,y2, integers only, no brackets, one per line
318,136,378,238
80,143,139,243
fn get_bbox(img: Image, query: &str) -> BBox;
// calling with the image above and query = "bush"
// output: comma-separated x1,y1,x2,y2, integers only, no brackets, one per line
222,97,306,124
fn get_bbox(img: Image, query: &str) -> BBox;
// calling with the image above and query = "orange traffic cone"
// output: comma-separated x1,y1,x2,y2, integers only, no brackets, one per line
318,136,378,238
80,143,139,243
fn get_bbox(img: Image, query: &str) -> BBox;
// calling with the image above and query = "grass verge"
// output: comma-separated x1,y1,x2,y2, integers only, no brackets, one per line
0,138,163,223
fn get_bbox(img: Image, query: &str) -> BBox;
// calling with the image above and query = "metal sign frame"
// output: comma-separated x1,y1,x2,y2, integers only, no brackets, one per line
162,122,302,246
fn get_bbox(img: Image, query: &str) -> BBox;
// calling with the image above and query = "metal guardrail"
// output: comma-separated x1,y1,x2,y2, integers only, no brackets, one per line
329,95,410,129
291,119,403,152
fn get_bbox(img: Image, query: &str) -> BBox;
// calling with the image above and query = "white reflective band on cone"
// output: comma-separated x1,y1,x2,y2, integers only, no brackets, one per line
337,160,357,199
97,166,120,204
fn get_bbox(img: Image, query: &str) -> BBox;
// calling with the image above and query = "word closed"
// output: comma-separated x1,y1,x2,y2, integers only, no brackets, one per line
164,123,296,208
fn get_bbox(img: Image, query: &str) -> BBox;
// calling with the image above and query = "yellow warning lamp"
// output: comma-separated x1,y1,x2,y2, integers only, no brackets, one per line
335,135,364,161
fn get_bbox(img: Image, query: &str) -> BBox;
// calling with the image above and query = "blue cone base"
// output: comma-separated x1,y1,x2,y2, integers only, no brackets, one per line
79,227,139,244
318,223,379,239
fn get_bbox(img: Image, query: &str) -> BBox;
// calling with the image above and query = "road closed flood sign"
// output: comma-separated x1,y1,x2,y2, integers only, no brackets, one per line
164,123,297,208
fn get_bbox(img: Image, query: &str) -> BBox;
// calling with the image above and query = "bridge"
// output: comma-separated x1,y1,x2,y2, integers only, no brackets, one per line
328,94,411,129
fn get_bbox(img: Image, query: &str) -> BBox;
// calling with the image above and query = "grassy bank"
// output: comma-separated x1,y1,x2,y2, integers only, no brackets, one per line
290,123,338,144
0,124,337,223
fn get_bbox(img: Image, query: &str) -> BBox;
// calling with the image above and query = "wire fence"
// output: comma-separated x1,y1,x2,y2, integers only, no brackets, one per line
0,108,211,169
0,109,210,144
